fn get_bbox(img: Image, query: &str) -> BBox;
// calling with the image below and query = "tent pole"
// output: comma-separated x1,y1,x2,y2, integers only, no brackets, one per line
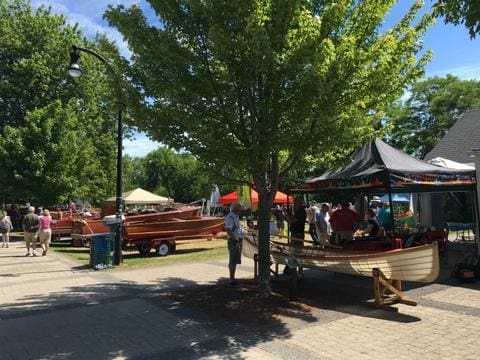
386,177,395,230
472,189,480,256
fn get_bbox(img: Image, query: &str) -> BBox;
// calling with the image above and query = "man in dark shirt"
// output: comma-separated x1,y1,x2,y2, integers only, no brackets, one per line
285,198,307,247
22,206,39,256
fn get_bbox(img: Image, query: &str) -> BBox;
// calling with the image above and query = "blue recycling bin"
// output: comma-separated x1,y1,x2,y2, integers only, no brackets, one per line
90,233,114,268
269,221,276,235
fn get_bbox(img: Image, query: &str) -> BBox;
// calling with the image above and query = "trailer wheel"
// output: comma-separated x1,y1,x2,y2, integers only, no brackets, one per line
156,242,170,256
136,243,152,256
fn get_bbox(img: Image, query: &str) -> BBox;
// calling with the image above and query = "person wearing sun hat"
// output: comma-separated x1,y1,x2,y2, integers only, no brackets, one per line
369,195,382,209
369,195,383,225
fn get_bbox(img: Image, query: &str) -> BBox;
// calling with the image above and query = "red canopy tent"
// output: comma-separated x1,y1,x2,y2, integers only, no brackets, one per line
217,190,294,205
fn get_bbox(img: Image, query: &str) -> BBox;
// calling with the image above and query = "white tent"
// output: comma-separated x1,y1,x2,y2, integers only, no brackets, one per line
105,188,172,204
427,157,475,170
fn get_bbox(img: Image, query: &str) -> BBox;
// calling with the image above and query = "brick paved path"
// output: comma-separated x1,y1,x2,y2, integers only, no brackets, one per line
0,240,479,359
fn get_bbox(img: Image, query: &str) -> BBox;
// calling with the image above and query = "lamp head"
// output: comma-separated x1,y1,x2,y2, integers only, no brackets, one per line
68,45,82,77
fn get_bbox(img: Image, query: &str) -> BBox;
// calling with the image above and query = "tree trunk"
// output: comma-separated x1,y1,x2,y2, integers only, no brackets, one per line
251,152,280,293
256,193,272,292
258,194,271,292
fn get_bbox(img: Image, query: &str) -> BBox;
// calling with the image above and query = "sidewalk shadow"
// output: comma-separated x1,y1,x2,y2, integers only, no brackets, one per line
0,277,294,359
270,270,421,323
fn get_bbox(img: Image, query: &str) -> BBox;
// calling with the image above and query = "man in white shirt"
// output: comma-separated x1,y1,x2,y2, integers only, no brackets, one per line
315,203,331,244
224,202,244,286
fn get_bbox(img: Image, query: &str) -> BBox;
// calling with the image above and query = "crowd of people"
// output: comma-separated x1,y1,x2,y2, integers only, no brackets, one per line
223,196,394,284
0,202,81,256
267,195,396,247
22,206,53,256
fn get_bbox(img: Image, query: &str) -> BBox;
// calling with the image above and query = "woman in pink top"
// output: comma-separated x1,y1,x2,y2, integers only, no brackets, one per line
39,209,53,256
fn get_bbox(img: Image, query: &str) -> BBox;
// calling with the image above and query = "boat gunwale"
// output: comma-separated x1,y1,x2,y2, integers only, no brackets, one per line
246,237,437,261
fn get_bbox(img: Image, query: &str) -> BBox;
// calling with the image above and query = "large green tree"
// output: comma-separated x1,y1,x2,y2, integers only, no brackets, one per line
142,148,212,203
123,149,215,203
384,75,480,158
0,0,121,205
105,0,433,291
433,0,480,38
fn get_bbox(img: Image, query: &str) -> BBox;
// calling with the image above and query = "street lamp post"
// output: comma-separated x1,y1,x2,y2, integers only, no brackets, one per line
68,44,123,265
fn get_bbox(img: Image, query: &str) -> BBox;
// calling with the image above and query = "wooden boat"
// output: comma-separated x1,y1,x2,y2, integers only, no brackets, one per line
242,236,440,283
50,209,102,239
123,206,201,225
51,218,75,239
124,217,225,241
71,206,202,240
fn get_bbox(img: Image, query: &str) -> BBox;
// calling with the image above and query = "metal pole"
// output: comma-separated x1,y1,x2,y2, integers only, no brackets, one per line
114,108,123,265
69,44,124,265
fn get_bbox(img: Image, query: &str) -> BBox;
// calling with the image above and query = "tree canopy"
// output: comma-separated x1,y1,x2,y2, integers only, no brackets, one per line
123,148,214,203
105,0,433,291
0,0,121,206
384,75,480,158
433,0,480,38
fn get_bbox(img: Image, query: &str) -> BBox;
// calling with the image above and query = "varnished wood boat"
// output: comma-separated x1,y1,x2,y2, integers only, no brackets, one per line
71,219,110,240
51,218,75,238
242,236,440,283
51,214,101,239
124,217,225,240
71,206,205,240
123,206,201,225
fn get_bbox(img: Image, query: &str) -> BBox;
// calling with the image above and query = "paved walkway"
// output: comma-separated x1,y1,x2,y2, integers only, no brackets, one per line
0,239,479,359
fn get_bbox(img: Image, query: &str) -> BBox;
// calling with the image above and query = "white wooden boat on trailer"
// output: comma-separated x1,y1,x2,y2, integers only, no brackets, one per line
242,235,440,308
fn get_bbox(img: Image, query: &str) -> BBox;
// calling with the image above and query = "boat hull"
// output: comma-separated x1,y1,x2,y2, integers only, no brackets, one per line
124,217,225,240
242,237,440,283
123,206,201,225
51,218,74,237
71,206,203,239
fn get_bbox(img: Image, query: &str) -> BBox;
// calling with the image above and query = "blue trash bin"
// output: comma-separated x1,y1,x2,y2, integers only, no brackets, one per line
90,233,114,268
269,221,276,235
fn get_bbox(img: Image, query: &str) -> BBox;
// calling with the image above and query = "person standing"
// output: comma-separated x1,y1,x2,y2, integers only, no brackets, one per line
0,210,13,248
329,201,362,245
273,205,285,236
285,198,307,247
224,202,244,286
378,201,394,233
315,203,331,245
306,201,319,244
22,206,39,256
7,204,20,231
38,209,53,256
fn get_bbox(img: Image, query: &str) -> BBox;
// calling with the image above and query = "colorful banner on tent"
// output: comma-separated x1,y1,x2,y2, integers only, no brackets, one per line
294,176,384,192
390,173,475,187
237,185,252,210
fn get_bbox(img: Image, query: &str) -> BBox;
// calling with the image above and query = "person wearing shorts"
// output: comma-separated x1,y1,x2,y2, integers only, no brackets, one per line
22,206,39,256
38,209,53,256
0,210,13,248
224,202,244,286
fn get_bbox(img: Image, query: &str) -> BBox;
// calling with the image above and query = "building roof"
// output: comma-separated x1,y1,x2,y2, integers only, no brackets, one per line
424,109,480,164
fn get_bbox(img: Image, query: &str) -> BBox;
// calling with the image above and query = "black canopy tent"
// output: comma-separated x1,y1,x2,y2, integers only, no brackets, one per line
291,139,478,229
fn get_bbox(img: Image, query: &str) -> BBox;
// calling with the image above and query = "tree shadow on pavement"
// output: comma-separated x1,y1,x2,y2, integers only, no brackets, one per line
268,270,421,323
0,276,298,359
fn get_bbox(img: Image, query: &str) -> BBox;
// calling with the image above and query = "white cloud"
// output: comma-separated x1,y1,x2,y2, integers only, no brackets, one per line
32,0,138,57
123,133,160,157
428,63,480,80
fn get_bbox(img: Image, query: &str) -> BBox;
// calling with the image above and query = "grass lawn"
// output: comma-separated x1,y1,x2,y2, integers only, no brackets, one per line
50,237,229,269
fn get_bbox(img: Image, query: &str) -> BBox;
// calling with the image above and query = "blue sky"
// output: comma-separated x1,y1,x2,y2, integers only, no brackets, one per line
33,0,480,157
